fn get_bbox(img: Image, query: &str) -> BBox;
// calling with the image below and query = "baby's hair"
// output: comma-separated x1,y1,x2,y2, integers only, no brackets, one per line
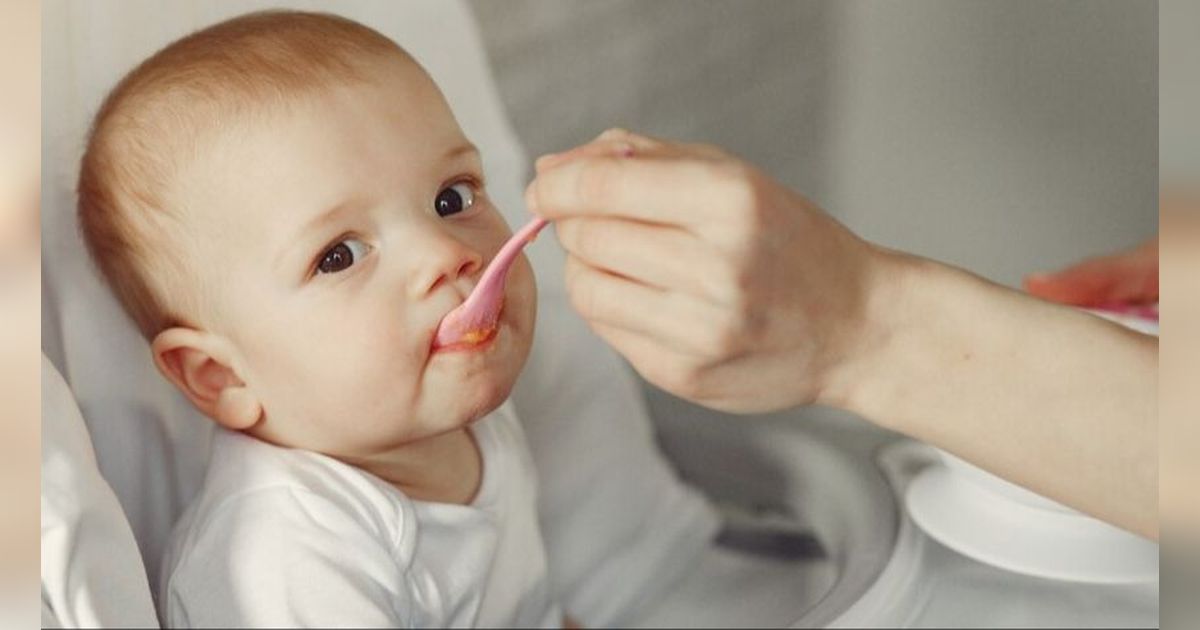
78,10,412,338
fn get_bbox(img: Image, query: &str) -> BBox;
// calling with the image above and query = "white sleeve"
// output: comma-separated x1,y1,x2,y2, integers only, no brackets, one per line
164,488,436,628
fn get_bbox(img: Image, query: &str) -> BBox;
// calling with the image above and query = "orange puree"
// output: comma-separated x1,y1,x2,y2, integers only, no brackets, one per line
461,327,496,345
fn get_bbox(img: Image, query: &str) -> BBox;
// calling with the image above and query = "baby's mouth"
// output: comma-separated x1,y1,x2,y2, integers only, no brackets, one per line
430,300,504,353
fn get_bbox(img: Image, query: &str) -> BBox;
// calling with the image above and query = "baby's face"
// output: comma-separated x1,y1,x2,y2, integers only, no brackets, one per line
170,58,535,457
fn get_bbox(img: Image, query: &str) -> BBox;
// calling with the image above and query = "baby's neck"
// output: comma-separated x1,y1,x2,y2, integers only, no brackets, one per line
340,427,482,505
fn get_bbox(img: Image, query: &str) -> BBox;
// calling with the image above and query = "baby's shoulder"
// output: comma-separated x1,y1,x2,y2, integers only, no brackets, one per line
175,430,417,558
159,434,444,628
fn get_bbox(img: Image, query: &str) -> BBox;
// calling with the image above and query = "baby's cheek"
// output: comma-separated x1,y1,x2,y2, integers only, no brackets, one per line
297,320,402,401
315,335,426,448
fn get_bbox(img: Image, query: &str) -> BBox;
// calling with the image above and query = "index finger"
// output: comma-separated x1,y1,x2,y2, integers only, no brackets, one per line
525,154,731,227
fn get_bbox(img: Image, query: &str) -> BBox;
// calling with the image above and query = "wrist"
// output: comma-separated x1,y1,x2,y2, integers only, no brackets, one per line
814,245,959,431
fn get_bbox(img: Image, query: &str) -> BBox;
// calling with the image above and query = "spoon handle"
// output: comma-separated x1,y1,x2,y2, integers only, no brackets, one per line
462,217,548,310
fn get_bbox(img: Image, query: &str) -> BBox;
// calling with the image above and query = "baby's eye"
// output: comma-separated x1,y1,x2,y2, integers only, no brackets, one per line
316,237,370,275
434,182,476,217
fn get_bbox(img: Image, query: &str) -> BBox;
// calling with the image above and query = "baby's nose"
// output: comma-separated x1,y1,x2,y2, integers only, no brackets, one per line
409,235,483,300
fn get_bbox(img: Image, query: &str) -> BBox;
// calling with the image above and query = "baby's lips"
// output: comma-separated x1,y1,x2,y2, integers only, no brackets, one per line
432,301,499,349
432,323,498,351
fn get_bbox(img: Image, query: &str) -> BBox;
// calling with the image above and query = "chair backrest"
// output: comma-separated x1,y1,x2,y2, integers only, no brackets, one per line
41,355,159,628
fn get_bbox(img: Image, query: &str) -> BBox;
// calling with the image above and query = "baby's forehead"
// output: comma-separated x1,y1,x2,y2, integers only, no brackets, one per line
203,61,453,165
167,73,462,238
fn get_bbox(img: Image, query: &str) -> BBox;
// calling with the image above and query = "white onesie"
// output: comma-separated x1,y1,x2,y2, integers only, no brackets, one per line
159,402,562,628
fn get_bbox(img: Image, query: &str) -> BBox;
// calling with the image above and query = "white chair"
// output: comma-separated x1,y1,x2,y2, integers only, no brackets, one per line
41,355,158,628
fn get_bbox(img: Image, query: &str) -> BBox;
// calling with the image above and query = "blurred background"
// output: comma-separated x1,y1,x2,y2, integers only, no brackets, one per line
1,0,39,627
469,0,1158,288
1160,0,1200,626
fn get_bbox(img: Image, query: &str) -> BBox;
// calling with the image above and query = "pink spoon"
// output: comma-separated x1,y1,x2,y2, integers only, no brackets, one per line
433,217,549,349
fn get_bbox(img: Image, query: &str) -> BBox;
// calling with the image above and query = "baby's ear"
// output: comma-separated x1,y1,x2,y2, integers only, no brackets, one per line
151,328,262,431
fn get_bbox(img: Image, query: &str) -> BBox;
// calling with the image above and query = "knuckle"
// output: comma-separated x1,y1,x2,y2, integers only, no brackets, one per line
564,258,599,318
696,161,759,219
707,310,747,357
728,285,756,328
714,231,758,277
599,127,631,141
699,252,752,305
628,349,670,389
553,219,577,249
721,254,757,295
731,293,768,346
567,283,596,321
722,179,767,247
574,159,619,205
636,356,673,391
668,363,708,399
722,257,772,345
563,253,581,281
574,219,607,262
743,307,770,345
711,161,751,200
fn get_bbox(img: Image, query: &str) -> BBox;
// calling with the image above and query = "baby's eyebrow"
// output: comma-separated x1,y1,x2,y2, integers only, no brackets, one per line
443,142,480,166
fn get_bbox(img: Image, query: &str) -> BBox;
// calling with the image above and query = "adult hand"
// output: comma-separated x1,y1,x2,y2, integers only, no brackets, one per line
1023,239,1158,307
524,129,886,413
527,129,1157,538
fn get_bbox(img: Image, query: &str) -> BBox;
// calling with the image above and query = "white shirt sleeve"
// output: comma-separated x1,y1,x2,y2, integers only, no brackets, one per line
164,486,437,628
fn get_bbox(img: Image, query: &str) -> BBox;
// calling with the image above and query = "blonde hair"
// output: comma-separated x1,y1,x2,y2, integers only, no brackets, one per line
78,10,411,338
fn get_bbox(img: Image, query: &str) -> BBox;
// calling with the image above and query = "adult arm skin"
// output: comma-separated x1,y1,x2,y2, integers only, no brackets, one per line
525,129,1158,539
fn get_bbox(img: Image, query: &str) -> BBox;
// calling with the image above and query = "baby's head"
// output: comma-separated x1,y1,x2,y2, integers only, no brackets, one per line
78,11,536,459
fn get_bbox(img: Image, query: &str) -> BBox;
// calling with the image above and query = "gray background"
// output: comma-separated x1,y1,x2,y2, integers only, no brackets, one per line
469,0,1158,288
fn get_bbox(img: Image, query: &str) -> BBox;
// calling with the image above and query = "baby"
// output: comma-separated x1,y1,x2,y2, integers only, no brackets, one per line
78,10,562,627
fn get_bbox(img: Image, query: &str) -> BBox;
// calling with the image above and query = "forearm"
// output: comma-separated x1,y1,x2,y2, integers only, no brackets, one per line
823,249,1158,538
